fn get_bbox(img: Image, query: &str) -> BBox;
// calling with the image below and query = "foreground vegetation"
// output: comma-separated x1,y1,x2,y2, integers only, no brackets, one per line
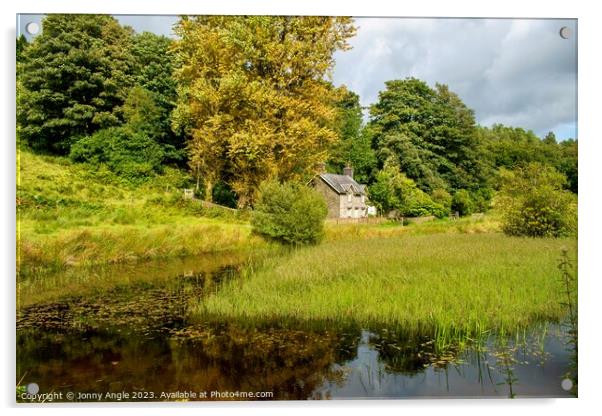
199,233,577,335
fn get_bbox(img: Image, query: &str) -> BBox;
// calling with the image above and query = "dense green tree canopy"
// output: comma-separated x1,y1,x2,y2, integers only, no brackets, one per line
477,124,578,193
16,34,28,65
252,181,328,245
369,162,447,218
328,86,376,183
497,163,577,237
130,32,183,154
18,15,135,154
367,78,487,193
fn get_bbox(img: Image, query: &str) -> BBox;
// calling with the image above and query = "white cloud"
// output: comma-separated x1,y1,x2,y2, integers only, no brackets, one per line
333,18,577,139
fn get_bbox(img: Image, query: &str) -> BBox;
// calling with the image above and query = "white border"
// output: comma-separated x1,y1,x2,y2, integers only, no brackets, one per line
3,1,601,415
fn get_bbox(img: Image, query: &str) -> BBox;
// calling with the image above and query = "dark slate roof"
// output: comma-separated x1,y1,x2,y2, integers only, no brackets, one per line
319,173,367,195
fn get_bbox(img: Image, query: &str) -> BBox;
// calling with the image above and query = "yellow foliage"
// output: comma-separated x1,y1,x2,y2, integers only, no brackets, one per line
172,16,356,207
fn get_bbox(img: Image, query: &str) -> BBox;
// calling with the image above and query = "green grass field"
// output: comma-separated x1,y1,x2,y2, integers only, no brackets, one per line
199,233,577,335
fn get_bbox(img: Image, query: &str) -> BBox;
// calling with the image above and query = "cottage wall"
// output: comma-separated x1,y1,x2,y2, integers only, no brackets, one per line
314,178,342,218
338,193,368,218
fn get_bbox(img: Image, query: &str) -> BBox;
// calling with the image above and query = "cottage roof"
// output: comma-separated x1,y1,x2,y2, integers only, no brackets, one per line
318,173,367,195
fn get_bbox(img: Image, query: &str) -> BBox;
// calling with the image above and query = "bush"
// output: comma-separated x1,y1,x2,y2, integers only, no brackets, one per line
431,188,452,210
70,127,165,184
369,164,447,218
497,163,577,237
251,181,328,245
451,189,474,216
471,188,493,213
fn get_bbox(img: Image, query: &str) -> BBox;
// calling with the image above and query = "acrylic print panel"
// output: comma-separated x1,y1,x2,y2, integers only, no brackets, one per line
16,14,578,402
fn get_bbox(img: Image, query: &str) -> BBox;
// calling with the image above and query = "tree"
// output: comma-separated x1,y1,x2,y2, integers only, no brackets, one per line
251,181,328,245
122,86,163,140
558,139,578,193
328,86,376,183
17,15,134,154
496,163,577,237
478,124,547,170
368,163,447,218
69,127,166,183
451,189,474,217
16,34,28,65
171,16,356,207
368,78,486,193
130,32,184,157
477,124,578,194
431,188,452,212
543,131,557,145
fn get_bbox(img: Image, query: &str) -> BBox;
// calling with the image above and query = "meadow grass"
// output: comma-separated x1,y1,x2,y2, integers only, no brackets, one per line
323,214,500,242
199,233,577,335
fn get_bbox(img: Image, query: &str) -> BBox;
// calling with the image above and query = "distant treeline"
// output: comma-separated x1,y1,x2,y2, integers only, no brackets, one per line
17,15,577,211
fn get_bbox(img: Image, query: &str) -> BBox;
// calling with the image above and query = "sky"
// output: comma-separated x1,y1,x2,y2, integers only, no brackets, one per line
18,15,578,140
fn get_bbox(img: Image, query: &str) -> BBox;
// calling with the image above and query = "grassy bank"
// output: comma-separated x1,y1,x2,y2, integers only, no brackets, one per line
199,233,576,334
17,150,268,275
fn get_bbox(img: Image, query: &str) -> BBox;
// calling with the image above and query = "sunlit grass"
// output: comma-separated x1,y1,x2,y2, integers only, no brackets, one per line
17,150,264,275
199,233,577,335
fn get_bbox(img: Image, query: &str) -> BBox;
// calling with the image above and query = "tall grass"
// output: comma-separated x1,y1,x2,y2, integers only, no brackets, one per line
17,150,262,275
199,233,576,336
18,222,268,276
324,215,500,242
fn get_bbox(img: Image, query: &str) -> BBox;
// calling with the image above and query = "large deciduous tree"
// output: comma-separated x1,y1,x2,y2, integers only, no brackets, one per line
130,32,184,158
368,78,487,193
171,16,356,207
328,86,376,184
17,15,134,154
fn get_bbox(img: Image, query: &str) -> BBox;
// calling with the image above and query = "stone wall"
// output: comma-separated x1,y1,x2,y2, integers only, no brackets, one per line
313,178,342,219
338,193,368,218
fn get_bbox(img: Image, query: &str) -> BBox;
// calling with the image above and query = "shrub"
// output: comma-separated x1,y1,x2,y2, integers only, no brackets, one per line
369,164,447,218
70,127,165,184
471,188,494,213
497,163,577,237
252,181,328,245
451,189,474,216
431,188,452,210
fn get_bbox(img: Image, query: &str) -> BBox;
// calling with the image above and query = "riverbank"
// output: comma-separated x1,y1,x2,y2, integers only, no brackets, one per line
17,150,267,276
199,233,577,335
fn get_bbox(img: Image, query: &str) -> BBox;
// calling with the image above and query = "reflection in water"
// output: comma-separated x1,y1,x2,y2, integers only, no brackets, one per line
17,253,575,401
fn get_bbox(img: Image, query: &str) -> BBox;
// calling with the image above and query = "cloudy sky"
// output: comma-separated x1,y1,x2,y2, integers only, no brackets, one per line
334,18,577,140
18,15,577,140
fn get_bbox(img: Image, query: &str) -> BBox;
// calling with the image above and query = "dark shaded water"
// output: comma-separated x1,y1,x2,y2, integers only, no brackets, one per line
17,252,576,401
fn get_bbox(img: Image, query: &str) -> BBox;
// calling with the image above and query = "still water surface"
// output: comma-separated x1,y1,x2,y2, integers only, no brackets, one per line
17,252,575,401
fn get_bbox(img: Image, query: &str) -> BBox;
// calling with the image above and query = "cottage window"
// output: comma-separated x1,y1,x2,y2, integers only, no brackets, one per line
347,193,352,202
361,195,365,203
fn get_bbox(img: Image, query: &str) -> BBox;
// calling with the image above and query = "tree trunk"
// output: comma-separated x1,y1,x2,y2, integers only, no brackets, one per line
205,178,213,203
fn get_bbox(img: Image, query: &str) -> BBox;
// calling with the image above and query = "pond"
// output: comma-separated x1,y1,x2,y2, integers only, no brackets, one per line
16,252,576,401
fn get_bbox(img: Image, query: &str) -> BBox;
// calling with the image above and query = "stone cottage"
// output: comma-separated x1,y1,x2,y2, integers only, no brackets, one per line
313,166,369,219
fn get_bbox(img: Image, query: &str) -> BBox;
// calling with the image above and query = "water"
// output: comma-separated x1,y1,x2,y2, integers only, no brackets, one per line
16,252,576,401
